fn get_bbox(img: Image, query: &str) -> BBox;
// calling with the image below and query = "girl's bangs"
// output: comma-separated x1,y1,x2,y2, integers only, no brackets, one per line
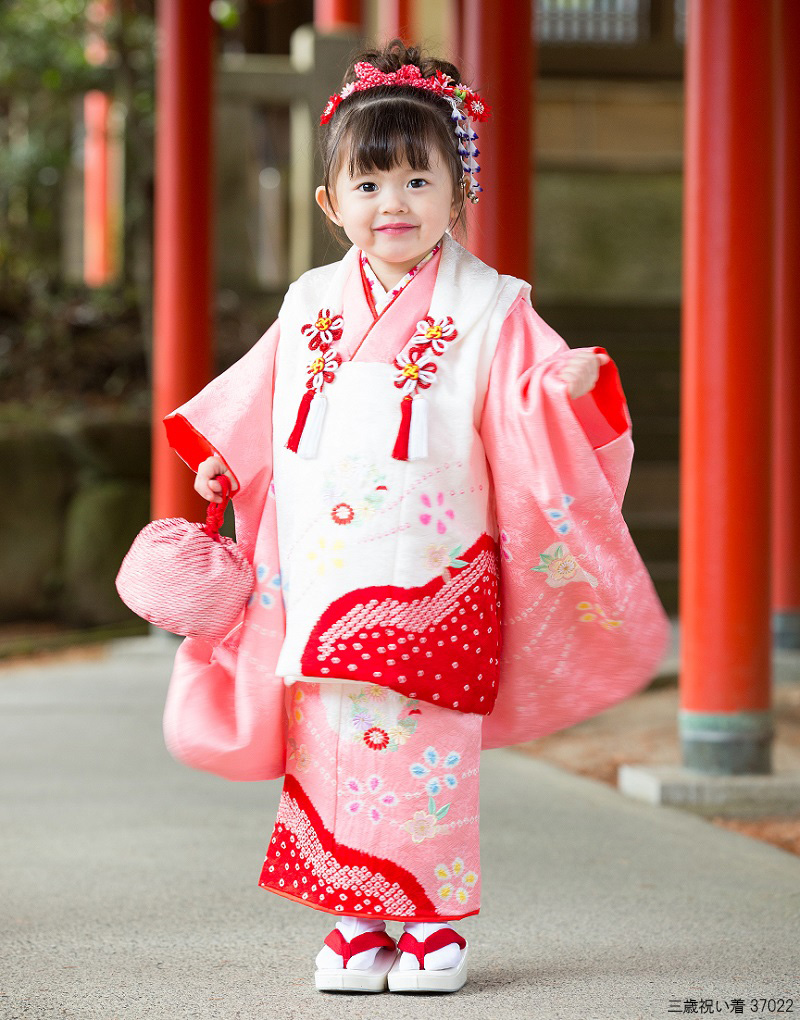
344,98,447,177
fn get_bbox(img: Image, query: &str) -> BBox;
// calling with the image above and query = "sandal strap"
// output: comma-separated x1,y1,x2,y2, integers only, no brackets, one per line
397,928,467,970
323,927,396,969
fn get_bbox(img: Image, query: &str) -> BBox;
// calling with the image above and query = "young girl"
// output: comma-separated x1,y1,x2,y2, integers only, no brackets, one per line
162,41,668,995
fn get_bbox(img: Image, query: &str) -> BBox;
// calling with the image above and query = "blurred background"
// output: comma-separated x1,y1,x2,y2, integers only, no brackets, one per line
0,0,684,652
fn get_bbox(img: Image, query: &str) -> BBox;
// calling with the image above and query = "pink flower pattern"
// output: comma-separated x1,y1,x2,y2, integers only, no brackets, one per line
419,492,455,535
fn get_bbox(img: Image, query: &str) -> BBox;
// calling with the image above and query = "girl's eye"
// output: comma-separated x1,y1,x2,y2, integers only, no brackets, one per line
408,178,428,189
357,182,378,193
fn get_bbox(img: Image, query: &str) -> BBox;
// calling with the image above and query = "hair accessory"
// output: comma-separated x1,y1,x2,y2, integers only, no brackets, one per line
320,61,491,203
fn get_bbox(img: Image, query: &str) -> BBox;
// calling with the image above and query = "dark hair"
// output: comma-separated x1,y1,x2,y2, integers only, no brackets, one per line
320,40,469,243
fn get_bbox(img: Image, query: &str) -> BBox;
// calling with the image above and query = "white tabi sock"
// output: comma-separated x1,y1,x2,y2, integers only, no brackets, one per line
315,915,388,971
397,920,463,971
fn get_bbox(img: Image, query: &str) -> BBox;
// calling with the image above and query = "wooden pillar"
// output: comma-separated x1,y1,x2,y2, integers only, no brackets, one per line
772,0,800,650
378,0,413,41
152,0,214,521
462,0,534,282
83,0,113,286
314,0,362,32
679,0,776,773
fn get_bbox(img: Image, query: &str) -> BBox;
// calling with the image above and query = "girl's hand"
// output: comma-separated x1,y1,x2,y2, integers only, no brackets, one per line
194,454,240,504
558,350,611,399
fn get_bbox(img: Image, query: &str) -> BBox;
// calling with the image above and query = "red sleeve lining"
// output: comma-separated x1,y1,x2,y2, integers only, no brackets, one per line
162,412,241,491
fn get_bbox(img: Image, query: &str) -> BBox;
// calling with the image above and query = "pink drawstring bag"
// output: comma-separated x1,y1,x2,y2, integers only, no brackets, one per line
115,476,255,641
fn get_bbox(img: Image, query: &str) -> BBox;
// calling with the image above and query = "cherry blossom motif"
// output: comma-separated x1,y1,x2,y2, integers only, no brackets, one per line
301,308,343,349
532,542,598,589
342,773,399,825
287,738,311,773
306,346,342,391
419,491,455,535
499,529,514,562
401,809,440,844
410,315,458,356
392,347,438,395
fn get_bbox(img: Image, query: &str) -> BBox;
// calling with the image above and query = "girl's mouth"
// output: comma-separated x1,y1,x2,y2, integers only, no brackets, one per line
375,223,416,235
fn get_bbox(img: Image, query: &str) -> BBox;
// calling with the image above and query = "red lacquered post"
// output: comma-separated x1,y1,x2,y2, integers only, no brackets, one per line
772,0,800,650
377,0,413,42
462,0,534,283
314,0,362,32
680,0,776,772
152,0,214,521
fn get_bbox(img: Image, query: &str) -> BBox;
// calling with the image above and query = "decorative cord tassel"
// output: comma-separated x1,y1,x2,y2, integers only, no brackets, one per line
392,394,413,461
407,395,428,460
297,391,327,459
286,389,314,453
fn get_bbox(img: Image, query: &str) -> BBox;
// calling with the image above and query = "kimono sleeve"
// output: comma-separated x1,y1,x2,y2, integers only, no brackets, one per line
162,319,280,497
478,295,669,750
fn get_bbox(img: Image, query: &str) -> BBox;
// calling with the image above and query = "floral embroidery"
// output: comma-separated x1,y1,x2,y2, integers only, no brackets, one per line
249,563,282,609
306,536,345,576
499,528,514,562
325,686,422,753
287,737,311,773
419,492,455,534
410,747,460,797
401,805,442,844
291,687,305,724
363,726,390,750
301,308,343,349
322,457,390,529
410,315,458,356
331,502,355,526
425,542,469,581
435,857,478,904
393,347,438,395
532,542,598,588
577,602,623,630
544,494,575,536
341,773,399,824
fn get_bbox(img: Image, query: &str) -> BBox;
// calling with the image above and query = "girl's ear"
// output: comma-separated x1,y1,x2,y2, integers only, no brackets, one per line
315,186,341,224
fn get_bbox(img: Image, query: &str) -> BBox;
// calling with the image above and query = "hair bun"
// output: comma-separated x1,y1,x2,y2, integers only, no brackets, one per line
343,39,465,91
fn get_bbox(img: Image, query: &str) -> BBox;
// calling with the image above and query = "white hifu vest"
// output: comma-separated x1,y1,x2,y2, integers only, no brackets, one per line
271,234,526,715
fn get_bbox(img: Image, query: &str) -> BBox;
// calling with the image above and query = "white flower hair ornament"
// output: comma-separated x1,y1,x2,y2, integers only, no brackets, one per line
320,62,492,203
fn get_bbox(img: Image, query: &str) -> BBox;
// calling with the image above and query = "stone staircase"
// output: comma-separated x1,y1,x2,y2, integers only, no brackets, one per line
539,302,680,614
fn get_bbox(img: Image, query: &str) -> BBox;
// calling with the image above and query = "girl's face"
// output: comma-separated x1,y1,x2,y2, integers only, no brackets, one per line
316,146,458,290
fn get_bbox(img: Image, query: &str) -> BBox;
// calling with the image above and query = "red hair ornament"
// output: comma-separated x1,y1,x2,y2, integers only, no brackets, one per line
320,62,491,203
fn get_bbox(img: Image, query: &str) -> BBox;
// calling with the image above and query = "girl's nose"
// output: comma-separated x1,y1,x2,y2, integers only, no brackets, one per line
380,187,409,214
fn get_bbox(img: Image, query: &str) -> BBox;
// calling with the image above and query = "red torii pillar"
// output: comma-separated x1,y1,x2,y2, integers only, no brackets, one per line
151,0,214,521
462,0,534,282
680,0,776,773
772,0,800,651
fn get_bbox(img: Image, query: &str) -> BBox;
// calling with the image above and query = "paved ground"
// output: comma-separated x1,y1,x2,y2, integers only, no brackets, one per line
1,639,798,1020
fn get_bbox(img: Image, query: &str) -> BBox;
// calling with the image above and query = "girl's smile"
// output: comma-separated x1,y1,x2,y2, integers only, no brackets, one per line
316,151,458,291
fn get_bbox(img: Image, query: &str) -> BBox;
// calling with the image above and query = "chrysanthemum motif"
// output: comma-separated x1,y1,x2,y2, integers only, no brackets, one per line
362,726,390,751
306,346,342,390
301,309,343,349
411,315,458,355
392,347,438,395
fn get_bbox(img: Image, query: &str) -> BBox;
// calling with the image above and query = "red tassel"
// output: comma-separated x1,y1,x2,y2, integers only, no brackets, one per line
286,389,314,453
392,395,412,460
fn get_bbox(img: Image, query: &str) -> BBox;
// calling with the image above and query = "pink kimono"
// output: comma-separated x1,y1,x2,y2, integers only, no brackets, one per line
162,234,668,923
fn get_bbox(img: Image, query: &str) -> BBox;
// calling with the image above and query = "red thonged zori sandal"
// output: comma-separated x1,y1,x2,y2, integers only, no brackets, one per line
388,928,469,993
314,927,398,993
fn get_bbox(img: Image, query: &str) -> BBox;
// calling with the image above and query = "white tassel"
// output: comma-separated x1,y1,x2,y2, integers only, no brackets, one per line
408,395,428,460
297,392,327,459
